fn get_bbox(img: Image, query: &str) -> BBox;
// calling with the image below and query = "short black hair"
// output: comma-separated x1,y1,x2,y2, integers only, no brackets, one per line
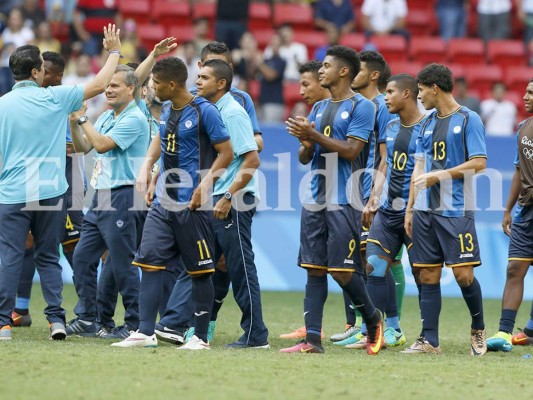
298,60,322,80
203,59,233,91
378,62,391,91
200,41,231,63
42,51,65,71
152,57,188,86
388,73,418,100
417,63,454,93
326,45,360,81
126,62,139,70
359,50,387,75
9,45,42,81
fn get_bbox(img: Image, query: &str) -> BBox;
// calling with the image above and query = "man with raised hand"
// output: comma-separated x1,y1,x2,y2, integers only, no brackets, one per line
0,24,122,341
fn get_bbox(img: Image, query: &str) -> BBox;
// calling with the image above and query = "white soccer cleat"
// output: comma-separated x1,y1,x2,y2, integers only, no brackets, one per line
177,335,211,350
110,331,157,348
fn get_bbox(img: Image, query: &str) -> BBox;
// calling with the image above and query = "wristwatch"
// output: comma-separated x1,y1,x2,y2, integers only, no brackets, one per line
224,191,232,201
77,115,89,125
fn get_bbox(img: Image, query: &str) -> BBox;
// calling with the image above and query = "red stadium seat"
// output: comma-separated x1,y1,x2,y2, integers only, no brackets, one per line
166,25,196,43
389,61,423,77
369,35,408,62
119,0,151,25
447,38,484,65
448,63,466,79
339,33,366,52
249,2,272,31
407,9,437,36
504,66,533,94
192,2,216,21
137,24,166,51
407,0,435,10
293,31,327,60
152,1,191,29
486,40,527,69
273,4,313,31
254,29,275,50
409,36,447,65
284,82,303,113
465,64,503,93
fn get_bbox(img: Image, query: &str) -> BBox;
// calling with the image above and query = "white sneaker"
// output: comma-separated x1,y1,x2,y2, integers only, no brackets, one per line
110,331,157,348
177,335,210,350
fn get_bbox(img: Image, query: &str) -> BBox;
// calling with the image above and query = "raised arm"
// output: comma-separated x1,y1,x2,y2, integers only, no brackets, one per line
135,37,178,87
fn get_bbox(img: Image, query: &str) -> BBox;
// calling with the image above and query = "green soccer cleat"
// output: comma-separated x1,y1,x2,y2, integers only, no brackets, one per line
184,321,216,344
384,327,407,347
486,331,513,352
333,330,364,346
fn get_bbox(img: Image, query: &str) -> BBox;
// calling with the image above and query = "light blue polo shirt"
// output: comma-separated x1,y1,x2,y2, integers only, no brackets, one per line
90,100,150,189
213,92,259,197
0,81,84,204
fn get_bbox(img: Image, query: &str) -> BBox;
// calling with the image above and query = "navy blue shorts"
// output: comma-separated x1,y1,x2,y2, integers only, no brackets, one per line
410,211,481,268
133,204,215,275
367,210,411,260
298,205,363,273
508,220,533,263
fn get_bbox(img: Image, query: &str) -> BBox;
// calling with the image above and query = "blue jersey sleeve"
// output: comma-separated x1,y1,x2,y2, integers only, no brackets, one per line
465,111,487,159
109,113,149,151
201,103,230,144
347,98,375,142
50,85,84,113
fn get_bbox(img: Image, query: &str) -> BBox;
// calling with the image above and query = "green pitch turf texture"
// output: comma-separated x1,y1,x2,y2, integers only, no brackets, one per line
2,284,532,400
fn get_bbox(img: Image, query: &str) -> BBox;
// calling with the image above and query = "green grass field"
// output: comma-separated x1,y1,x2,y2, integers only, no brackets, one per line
2,284,532,400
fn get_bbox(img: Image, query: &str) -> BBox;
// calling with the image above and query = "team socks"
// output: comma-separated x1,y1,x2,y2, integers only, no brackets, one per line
304,275,328,343
192,274,214,343
138,271,163,336
340,273,378,324
210,268,231,322
391,262,405,319
343,291,356,326
499,309,517,334
366,275,388,317
420,283,441,347
460,277,485,330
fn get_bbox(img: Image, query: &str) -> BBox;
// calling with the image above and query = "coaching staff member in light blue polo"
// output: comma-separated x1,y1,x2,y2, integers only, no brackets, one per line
197,59,269,348
0,24,123,341
67,65,150,337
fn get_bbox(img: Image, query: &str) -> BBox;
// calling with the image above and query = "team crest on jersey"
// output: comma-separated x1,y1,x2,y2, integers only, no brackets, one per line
453,126,462,134
185,120,193,128
116,220,124,228
341,111,349,120
424,130,433,135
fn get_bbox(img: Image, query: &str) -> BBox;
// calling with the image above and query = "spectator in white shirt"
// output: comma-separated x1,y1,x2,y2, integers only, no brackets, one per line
477,0,512,42
480,82,517,136
361,0,409,40
264,24,307,81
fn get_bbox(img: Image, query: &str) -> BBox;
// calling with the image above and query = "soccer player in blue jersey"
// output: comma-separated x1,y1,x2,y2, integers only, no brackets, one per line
113,57,233,349
402,64,487,356
67,65,150,337
155,41,263,344
360,74,426,349
280,46,384,355
0,24,123,341
486,80,533,351
196,59,269,348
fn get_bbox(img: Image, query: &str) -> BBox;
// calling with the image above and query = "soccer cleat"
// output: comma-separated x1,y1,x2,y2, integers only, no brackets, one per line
334,331,364,346
279,340,324,353
486,331,513,352
330,324,359,342
512,330,533,346
154,323,186,345
96,325,114,338
49,322,67,340
0,325,12,340
65,319,97,337
279,326,325,340
110,331,157,348
470,329,487,356
100,326,132,340
183,321,216,344
177,335,210,350
345,335,367,349
225,339,270,349
366,310,385,355
384,327,407,347
12,311,32,327
401,337,442,354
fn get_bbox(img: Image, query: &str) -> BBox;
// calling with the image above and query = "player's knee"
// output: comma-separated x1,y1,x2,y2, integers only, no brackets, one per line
506,261,529,281
216,255,227,272
330,271,351,285
419,267,440,284
453,267,474,287
62,242,76,254
307,268,327,277
411,267,421,285
367,255,388,277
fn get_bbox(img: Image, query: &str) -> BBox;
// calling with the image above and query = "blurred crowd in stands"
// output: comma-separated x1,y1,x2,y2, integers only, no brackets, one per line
0,0,531,136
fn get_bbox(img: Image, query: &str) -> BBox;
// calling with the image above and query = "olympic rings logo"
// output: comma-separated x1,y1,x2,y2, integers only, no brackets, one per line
524,147,533,160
